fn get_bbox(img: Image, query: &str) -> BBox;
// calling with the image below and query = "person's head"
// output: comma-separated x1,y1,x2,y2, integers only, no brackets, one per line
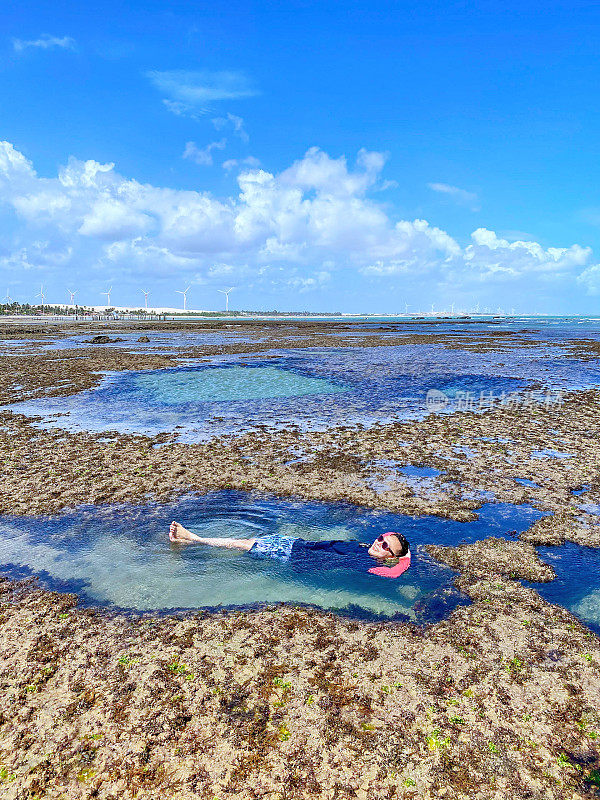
368,532,410,560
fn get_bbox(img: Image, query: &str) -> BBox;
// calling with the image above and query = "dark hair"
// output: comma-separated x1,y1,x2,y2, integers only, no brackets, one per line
390,533,409,557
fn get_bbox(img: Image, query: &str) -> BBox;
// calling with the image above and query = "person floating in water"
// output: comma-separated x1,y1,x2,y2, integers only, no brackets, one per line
169,523,411,579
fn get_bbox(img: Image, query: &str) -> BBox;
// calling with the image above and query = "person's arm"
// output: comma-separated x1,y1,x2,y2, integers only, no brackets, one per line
368,552,411,578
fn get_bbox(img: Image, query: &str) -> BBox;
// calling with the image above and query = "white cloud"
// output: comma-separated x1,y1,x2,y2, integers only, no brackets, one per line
78,201,155,239
0,140,597,299
463,228,589,278
577,264,600,295
212,113,249,143
279,146,385,197
146,70,258,116
104,239,199,277
0,140,36,182
223,156,260,171
373,179,399,192
287,270,332,292
428,182,479,210
183,140,227,167
13,34,75,53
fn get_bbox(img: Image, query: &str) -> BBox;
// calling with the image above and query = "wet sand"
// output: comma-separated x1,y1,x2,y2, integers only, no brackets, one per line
1,320,599,798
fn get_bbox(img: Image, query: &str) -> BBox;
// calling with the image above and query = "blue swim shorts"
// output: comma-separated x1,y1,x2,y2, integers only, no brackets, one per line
249,534,298,562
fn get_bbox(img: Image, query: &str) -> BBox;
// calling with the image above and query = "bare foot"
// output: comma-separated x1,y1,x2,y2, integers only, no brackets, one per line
169,521,198,544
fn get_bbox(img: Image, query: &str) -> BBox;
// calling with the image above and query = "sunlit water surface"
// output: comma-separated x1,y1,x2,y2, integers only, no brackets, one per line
8,340,596,440
4,317,600,440
0,492,543,621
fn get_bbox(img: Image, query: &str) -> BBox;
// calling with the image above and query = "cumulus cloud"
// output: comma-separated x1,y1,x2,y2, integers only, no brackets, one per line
463,228,590,278
0,140,597,299
577,264,600,295
146,70,258,116
13,34,75,52
183,140,227,167
428,182,479,210
287,270,332,292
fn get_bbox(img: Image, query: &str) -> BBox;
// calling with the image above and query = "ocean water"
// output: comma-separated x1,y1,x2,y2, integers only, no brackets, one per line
0,492,542,620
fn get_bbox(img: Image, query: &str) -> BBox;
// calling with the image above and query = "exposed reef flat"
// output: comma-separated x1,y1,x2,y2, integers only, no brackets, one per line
1,386,599,546
1,565,599,799
1,320,600,798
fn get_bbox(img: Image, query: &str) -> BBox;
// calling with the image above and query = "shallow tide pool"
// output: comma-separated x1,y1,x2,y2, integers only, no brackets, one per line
7,328,600,440
5,349,532,440
0,492,543,621
529,543,600,635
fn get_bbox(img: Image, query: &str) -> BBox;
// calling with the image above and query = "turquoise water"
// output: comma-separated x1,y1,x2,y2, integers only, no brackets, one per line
1,352,545,440
0,492,542,620
2,492,599,632
131,366,346,403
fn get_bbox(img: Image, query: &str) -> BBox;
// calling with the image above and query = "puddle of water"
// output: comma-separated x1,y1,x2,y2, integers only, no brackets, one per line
367,461,493,503
451,445,475,458
530,544,600,635
0,493,542,621
572,485,591,496
514,478,540,489
532,449,573,459
578,503,600,516
399,465,443,479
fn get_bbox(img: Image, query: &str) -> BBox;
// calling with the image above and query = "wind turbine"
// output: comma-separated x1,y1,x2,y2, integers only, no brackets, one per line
67,288,77,305
140,289,150,311
101,287,113,307
4,288,12,304
36,284,46,310
176,286,191,311
218,287,235,312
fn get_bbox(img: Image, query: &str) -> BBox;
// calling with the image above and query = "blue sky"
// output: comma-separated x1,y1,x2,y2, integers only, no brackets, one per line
2,0,600,312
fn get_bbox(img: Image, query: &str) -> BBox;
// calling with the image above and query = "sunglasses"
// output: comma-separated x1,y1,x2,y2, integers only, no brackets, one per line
377,535,400,556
